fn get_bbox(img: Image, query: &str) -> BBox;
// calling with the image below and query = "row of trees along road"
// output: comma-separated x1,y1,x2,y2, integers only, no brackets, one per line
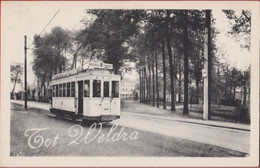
31,9,250,115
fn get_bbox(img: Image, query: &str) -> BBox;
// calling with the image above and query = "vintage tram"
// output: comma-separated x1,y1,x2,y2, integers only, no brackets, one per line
49,61,120,122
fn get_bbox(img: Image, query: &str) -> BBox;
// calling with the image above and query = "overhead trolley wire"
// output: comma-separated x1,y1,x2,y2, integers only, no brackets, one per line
28,9,61,49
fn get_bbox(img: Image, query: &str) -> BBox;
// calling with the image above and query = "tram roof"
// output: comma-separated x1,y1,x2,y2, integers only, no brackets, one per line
52,68,120,81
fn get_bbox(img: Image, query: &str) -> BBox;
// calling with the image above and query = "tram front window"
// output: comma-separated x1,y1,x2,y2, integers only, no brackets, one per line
112,81,119,98
84,80,90,97
103,81,109,97
93,80,101,97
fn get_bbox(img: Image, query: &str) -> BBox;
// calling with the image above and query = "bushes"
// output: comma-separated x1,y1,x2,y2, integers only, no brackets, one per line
221,98,241,107
188,104,250,123
36,95,49,103
235,105,250,123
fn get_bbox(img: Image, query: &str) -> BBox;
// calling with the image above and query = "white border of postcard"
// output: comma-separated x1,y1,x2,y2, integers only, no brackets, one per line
1,1,259,167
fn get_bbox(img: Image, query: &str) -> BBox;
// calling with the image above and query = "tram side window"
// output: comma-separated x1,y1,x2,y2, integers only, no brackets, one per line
56,84,59,97
63,83,66,97
84,80,90,97
112,81,119,98
93,80,101,97
67,82,71,97
103,81,109,97
71,82,75,97
59,84,62,97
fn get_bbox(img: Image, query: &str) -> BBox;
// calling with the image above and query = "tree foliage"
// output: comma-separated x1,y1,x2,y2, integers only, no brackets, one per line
10,64,23,96
82,10,145,74
223,10,251,50
31,9,251,116
32,26,71,97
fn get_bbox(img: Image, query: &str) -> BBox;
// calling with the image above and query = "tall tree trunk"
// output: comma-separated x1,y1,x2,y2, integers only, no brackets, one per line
248,77,250,106
37,77,40,101
43,83,47,96
155,50,159,108
217,66,221,107
183,10,189,114
11,75,18,97
162,39,167,109
233,86,236,100
166,10,176,111
178,61,182,103
152,52,155,106
224,78,227,99
196,79,199,104
148,60,151,105
243,83,247,105
145,67,149,104
229,80,233,99
50,59,53,80
43,74,46,96
81,57,84,69
139,70,142,103
59,65,62,73
40,82,43,101
143,67,146,103
73,54,77,69
173,53,177,105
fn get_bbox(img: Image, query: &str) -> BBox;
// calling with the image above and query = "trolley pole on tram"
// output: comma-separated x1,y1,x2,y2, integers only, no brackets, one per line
24,35,27,110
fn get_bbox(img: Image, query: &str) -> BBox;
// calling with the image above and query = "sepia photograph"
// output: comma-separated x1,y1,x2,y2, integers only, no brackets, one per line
1,1,259,167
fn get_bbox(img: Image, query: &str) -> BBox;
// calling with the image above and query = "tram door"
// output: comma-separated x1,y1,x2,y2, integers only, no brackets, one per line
102,81,110,115
78,81,83,116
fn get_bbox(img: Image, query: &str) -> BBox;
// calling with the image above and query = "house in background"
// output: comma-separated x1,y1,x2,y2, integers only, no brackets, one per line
120,78,135,99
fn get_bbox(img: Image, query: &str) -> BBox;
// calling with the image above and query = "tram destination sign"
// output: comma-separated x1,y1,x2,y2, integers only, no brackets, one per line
51,68,80,80
88,61,113,70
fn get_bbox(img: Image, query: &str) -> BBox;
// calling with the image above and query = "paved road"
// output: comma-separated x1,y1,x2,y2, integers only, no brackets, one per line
10,101,249,157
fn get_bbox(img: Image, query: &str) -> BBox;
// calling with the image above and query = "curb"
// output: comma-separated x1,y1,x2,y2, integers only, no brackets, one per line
122,112,250,132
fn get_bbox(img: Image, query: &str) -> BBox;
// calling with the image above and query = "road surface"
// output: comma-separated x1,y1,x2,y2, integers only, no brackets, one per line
10,101,249,157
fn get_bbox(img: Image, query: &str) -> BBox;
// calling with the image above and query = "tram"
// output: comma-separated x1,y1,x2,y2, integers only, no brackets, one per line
49,61,120,122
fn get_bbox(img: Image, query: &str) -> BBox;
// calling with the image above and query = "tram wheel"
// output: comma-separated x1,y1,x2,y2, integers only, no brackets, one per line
81,119,93,126
56,114,61,119
70,115,76,121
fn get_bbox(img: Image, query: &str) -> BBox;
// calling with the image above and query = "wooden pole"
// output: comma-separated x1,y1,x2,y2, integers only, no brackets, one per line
24,35,27,110
203,10,211,120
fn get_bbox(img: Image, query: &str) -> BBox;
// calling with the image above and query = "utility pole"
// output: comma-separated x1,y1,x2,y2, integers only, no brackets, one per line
24,35,27,110
203,10,211,120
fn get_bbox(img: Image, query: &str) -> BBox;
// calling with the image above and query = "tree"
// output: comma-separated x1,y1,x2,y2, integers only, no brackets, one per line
69,30,85,69
152,52,155,106
10,64,23,97
33,27,71,98
230,67,240,99
182,10,189,114
131,10,166,107
162,38,167,109
237,68,250,105
155,49,160,107
223,10,251,50
83,10,145,74
166,10,176,111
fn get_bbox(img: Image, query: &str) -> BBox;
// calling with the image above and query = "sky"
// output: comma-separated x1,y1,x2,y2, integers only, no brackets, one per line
2,1,252,92
212,10,251,70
